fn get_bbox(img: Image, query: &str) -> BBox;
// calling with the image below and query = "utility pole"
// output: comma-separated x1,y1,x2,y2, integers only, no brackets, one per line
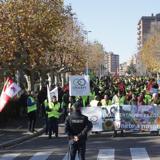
86,30,92,75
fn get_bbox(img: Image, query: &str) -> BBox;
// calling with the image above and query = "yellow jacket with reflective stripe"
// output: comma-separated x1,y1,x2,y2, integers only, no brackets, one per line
90,100,99,107
101,99,112,106
48,102,61,119
27,96,37,113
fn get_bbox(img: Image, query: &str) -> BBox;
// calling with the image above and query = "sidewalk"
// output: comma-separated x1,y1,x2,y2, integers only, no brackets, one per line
0,117,45,149
0,116,66,149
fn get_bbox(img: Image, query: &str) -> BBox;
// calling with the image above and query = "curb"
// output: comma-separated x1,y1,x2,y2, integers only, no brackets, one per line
0,128,45,149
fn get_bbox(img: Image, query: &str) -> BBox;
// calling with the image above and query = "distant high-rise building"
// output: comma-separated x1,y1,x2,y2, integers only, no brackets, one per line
137,13,160,75
137,13,160,50
104,52,109,74
104,52,119,74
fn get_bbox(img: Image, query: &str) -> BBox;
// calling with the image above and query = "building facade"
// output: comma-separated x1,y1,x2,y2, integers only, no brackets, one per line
137,13,160,75
119,62,128,76
137,13,160,50
104,52,119,74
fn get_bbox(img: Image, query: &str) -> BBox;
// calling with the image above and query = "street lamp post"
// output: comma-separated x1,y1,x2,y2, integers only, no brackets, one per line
86,30,92,75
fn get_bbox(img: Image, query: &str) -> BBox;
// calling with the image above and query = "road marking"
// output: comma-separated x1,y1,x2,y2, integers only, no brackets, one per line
63,152,79,160
62,153,69,160
97,149,115,160
0,153,20,160
29,152,52,160
130,148,150,160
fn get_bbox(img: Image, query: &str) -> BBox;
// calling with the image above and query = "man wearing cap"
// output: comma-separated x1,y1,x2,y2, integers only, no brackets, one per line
65,102,93,160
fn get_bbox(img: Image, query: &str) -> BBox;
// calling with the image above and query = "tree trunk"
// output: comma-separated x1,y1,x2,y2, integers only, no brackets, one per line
39,76,42,91
65,72,69,84
48,73,52,89
54,75,58,86
15,70,20,85
24,74,31,91
157,72,159,80
61,73,65,87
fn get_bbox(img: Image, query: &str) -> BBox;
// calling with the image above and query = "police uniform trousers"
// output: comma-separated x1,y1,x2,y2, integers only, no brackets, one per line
28,111,36,132
48,117,58,138
69,140,86,160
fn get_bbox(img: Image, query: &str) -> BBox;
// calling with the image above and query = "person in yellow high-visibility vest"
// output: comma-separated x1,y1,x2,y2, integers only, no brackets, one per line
47,96,61,139
27,91,37,132
101,95,112,106
90,96,102,107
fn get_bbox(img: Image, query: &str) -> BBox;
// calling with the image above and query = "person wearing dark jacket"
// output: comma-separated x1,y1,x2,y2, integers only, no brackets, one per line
65,102,93,160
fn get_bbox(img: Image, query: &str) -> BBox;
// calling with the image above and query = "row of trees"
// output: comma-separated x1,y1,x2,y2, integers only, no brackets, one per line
0,0,105,91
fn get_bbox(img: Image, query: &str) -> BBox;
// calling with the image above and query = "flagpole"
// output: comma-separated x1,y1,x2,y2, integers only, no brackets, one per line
85,30,91,75
47,85,51,104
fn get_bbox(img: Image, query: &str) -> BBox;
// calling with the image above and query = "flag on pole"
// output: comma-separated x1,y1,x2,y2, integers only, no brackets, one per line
50,87,58,101
47,85,58,109
47,85,58,103
69,75,90,96
0,77,21,112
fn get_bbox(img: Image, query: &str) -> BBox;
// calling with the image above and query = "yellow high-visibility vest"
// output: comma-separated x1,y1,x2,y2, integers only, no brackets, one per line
27,96,37,113
90,100,99,107
101,99,107,106
48,102,61,119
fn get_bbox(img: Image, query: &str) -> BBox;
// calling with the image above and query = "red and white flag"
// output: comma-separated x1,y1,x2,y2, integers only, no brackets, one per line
0,77,21,112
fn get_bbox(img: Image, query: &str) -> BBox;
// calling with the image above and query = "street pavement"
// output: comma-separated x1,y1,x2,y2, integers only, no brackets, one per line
0,131,160,160
0,117,45,149
0,115,66,149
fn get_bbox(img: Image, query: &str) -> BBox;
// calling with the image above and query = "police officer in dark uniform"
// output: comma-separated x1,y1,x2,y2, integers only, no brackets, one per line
65,102,93,160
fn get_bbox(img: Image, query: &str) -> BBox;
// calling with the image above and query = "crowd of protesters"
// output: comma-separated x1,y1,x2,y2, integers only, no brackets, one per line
23,75,160,137
61,76,160,111
88,76,160,106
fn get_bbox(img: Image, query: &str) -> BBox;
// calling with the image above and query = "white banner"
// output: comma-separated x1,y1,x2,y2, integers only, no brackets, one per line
82,107,103,131
47,86,58,104
157,80,160,89
69,75,90,96
50,87,58,100
119,105,160,131
101,105,120,130
82,105,160,132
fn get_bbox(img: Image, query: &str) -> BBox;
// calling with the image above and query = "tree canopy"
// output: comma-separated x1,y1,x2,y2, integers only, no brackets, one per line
140,34,160,73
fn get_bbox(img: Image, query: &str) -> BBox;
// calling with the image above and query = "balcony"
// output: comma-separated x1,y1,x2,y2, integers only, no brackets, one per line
137,40,142,45
137,36,141,40
137,46,142,51
137,30,141,35
137,24,141,30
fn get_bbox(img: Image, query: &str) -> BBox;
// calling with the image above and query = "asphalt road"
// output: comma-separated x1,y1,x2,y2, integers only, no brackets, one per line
0,133,160,160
